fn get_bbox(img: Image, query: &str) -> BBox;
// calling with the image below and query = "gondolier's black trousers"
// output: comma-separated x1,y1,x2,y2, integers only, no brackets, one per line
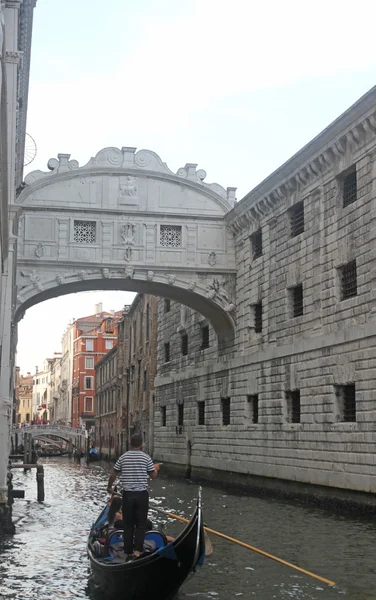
122,490,149,554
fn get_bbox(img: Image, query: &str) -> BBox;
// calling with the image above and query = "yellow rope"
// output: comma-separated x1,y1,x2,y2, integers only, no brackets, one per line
164,511,335,587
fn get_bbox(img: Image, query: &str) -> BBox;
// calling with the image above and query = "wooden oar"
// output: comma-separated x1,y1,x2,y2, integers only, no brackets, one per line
153,508,335,587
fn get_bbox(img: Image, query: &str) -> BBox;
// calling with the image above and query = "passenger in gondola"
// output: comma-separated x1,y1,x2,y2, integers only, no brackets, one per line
107,433,160,560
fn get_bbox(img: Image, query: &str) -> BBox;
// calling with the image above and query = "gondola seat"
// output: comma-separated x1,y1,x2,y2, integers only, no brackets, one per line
144,530,167,550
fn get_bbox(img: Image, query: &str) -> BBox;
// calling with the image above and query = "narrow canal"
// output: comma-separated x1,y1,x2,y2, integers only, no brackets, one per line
0,458,375,599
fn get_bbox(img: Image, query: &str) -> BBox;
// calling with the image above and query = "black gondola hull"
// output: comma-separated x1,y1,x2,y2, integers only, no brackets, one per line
87,496,205,600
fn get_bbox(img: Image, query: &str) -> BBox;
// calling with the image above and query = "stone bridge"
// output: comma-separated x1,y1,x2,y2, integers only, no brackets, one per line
12,147,237,344
12,424,86,447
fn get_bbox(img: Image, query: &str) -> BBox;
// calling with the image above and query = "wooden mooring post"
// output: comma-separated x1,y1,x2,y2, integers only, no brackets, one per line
36,465,44,502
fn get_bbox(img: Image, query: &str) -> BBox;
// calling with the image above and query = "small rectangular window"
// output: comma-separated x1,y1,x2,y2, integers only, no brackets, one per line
85,357,94,369
221,397,231,426
178,403,184,427
201,325,210,349
254,302,262,333
289,201,304,237
86,339,94,352
247,394,259,424
197,401,205,425
164,299,171,314
286,390,301,423
161,406,167,426
84,397,93,412
335,384,356,422
160,225,182,247
74,220,96,243
143,370,148,392
339,260,357,300
105,339,113,350
290,284,303,317
164,342,170,363
84,376,93,390
343,168,357,207
251,228,262,259
181,333,188,356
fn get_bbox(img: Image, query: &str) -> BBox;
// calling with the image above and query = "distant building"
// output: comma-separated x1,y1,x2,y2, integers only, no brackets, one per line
32,359,54,422
48,355,62,424
71,305,122,429
15,370,33,426
95,345,118,458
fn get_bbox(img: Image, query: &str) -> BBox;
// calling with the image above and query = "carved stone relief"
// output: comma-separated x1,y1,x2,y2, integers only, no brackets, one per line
34,243,45,258
119,176,138,204
208,251,216,266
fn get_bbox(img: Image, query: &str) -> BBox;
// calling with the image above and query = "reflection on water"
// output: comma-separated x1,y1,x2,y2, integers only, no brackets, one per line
0,457,375,599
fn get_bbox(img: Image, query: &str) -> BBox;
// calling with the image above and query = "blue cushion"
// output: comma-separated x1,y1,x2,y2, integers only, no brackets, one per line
144,530,167,550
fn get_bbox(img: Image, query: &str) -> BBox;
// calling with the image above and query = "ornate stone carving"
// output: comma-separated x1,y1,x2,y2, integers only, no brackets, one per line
56,274,66,285
188,280,196,291
17,293,25,305
34,243,45,258
119,176,138,199
124,247,133,262
102,268,111,279
125,266,134,279
20,270,43,292
5,50,23,64
78,270,87,280
121,221,135,245
206,277,235,312
167,274,176,285
147,271,154,281
208,251,216,267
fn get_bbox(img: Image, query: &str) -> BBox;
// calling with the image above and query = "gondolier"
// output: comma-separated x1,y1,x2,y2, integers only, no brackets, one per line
106,433,160,560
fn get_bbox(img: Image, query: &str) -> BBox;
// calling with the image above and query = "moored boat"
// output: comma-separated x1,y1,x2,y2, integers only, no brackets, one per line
87,491,206,600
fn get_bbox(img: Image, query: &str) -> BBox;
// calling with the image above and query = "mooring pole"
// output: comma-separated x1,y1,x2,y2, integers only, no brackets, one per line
36,465,44,502
23,433,29,472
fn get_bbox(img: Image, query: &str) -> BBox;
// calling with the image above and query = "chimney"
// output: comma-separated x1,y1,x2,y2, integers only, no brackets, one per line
94,302,103,315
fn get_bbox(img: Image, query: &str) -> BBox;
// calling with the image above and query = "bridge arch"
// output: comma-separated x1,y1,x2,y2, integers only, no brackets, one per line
12,147,237,342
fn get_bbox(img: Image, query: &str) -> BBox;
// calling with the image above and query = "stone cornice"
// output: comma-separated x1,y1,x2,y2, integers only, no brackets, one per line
227,86,376,237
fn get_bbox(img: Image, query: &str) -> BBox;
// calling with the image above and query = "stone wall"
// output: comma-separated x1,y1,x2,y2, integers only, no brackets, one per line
154,87,376,494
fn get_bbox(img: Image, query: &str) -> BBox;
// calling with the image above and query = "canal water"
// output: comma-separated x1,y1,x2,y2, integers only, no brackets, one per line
0,458,375,599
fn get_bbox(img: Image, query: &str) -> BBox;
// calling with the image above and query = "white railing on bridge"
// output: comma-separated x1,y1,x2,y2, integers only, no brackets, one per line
12,424,86,438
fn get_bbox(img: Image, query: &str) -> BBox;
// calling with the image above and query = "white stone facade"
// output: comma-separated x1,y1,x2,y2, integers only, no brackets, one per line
153,87,376,494
59,323,74,425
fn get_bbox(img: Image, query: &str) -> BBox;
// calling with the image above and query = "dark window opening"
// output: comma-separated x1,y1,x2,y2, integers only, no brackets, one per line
335,384,356,422
291,284,303,317
164,299,171,314
254,302,263,333
251,228,262,259
178,403,184,427
164,342,170,363
221,397,231,426
146,304,150,341
143,369,147,392
201,325,210,349
198,401,205,425
247,394,259,424
161,406,166,427
340,260,357,300
286,390,301,423
343,168,357,207
181,333,188,356
289,201,305,237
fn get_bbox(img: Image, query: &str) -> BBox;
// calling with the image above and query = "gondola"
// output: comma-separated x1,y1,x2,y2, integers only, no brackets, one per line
37,450,69,457
87,490,206,600
87,449,100,462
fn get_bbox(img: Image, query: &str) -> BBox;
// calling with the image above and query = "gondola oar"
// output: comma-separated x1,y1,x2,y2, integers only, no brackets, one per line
152,507,335,587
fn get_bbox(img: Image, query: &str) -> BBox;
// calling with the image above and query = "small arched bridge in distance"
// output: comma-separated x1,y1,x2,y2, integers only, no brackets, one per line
11,424,86,448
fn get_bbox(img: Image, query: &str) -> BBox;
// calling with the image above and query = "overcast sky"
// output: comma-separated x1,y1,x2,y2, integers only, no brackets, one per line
17,0,376,373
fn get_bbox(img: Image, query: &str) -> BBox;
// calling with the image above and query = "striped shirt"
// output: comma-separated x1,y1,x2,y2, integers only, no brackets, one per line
113,450,155,491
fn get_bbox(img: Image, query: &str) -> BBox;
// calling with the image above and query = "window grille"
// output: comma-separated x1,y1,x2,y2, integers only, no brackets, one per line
286,390,301,423
164,299,171,314
343,169,357,207
181,333,188,356
74,220,96,243
340,260,357,300
201,325,210,349
164,342,170,363
291,284,303,317
335,384,356,422
254,302,262,333
161,406,166,427
247,394,259,423
160,225,182,247
289,201,304,237
221,397,231,425
251,228,262,259
198,401,205,425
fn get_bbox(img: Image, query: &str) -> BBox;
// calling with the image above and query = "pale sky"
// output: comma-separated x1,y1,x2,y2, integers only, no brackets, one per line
17,0,376,373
